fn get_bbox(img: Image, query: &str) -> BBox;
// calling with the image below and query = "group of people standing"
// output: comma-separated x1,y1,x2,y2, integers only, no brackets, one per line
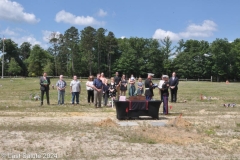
85,72,121,108
158,72,179,115
85,72,146,108
40,72,81,106
39,71,179,114
115,73,145,97
136,72,178,115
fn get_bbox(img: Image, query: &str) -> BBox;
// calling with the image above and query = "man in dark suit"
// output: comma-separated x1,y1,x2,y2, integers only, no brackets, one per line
169,72,178,102
40,72,51,106
145,73,154,100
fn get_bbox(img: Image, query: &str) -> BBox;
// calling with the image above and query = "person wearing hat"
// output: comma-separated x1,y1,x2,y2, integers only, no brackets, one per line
158,75,167,101
144,73,154,100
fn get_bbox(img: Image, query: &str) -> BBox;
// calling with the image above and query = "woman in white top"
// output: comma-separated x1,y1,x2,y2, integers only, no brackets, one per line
137,77,144,95
86,75,94,104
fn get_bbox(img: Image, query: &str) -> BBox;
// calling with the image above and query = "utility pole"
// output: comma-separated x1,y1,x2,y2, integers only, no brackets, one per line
1,37,5,79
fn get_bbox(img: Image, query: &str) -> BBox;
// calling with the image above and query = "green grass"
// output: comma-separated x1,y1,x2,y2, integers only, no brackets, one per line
1,78,240,133
1,78,240,110
1,78,240,130
204,128,216,136
1,77,240,159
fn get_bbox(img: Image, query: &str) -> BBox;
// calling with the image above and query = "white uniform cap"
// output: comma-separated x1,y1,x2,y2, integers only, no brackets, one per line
162,75,169,78
148,73,154,76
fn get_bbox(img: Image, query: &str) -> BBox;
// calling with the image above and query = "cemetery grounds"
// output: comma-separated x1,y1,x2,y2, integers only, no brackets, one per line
0,78,240,159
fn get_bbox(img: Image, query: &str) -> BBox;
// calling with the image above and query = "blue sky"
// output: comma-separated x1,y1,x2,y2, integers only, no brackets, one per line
0,0,240,48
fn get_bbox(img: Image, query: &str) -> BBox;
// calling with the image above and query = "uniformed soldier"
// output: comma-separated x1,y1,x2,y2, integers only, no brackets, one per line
145,73,154,100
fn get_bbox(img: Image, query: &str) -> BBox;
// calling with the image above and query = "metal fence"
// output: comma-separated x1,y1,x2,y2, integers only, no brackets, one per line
179,78,212,82
2,76,239,83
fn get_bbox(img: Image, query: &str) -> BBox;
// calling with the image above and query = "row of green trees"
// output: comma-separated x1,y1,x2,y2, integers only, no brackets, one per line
1,26,240,81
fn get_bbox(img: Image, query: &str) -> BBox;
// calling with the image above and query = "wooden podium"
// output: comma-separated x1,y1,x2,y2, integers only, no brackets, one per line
128,95,145,101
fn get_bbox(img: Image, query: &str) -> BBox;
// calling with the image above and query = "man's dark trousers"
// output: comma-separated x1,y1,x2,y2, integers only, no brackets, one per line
170,88,177,102
41,90,50,105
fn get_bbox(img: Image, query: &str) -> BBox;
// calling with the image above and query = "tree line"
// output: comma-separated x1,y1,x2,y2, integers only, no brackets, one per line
0,26,240,81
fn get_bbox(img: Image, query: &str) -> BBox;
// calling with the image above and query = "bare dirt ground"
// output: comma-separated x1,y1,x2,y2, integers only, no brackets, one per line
0,109,240,160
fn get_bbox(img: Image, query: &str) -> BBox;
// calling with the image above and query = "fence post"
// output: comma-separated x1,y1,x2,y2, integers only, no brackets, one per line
211,76,212,82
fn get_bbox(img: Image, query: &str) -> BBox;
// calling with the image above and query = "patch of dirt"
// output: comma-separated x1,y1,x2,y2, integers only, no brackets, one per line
167,115,191,127
1,112,240,159
95,118,118,127
199,109,206,114
137,127,202,145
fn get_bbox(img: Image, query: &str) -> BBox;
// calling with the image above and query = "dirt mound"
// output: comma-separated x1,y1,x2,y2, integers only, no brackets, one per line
95,118,118,127
168,114,191,127
132,126,201,145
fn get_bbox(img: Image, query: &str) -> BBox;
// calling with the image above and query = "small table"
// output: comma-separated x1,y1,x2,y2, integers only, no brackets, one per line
115,100,162,120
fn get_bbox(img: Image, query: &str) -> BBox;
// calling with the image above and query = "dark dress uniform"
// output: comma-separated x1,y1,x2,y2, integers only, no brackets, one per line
144,78,154,100
162,81,169,114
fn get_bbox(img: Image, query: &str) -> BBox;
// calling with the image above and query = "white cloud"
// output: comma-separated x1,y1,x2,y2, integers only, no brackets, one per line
0,27,49,49
121,36,126,39
152,29,180,41
42,30,61,43
97,9,107,17
0,27,18,36
10,34,49,49
153,20,217,41
42,30,52,42
12,35,42,46
55,10,105,26
0,0,40,23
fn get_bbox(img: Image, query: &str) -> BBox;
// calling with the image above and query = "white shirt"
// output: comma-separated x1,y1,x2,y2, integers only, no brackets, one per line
158,80,164,89
86,81,94,90
129,77,135,86
70,80,81,92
